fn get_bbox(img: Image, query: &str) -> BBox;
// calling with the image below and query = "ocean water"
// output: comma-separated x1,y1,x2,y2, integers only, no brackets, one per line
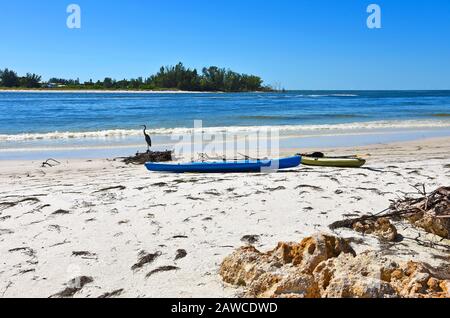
1,90,449,159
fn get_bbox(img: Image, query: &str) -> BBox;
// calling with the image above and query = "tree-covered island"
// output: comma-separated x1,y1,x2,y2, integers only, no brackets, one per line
0,63,275,92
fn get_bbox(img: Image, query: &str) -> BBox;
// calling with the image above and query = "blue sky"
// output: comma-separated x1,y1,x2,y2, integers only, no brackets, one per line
1,0,449,90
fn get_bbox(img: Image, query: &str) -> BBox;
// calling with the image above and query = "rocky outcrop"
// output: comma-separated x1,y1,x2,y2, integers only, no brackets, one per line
314,252,450,298
220,233,450,298
405,213,450,239
220,233,355,298
352,218,398,241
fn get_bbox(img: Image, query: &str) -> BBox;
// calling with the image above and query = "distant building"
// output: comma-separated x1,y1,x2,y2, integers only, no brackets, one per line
41,82,66,88
42,82,57,88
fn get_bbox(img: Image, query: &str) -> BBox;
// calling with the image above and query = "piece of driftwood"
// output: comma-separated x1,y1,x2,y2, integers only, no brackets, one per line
330,186,450,238
41,158,61,168
119,151,173,165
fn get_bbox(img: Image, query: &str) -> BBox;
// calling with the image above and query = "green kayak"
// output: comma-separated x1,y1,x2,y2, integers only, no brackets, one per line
301,155,366,168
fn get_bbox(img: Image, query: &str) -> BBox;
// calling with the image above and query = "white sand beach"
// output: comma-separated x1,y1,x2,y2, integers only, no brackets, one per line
0,137,449,298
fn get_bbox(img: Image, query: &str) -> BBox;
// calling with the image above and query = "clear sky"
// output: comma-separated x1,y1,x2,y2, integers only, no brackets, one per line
1,0,449,90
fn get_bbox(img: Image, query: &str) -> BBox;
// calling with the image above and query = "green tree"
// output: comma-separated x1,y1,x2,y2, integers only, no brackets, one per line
20,73,42,88
0,68,21,87
103,77,114,89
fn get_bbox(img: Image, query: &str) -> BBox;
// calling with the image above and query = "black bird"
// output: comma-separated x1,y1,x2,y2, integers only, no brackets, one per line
141,125,152,152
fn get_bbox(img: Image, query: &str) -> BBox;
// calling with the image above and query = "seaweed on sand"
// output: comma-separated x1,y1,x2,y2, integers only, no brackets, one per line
146,266,179,278
131,251,162,271
118,151,173,165
50,276,94,298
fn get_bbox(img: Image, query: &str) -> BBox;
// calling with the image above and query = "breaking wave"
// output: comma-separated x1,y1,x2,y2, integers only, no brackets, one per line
1,120,449,142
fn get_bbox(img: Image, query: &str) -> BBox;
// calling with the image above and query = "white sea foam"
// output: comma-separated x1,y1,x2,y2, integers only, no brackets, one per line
1,120,449,142
306,94,359,97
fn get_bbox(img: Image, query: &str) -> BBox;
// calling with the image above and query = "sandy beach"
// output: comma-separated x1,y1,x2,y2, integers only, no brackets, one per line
0,137,449,298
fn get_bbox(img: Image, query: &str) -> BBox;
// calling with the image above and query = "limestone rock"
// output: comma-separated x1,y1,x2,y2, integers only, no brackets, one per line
220,233,450,298
313,252,398,298
220,233,355,298
352,218,398,241
405,213,450,239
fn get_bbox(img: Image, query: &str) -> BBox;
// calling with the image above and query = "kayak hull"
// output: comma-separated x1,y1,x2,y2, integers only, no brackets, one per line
145,156,301,173
301,156,366,168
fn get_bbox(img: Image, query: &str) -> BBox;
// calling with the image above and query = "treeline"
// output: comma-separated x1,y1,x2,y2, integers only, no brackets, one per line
0,63,273,92
0,69,42,88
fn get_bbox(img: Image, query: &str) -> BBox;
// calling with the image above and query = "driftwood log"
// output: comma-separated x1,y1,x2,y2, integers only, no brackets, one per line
330,186,450,239
119,151,173,165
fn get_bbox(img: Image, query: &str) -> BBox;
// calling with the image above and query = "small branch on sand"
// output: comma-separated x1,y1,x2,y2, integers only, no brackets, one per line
41,158,61,168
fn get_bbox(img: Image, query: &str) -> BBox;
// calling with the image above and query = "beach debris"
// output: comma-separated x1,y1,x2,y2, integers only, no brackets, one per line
146,266,179,278
1,281,13,297
72,251,97,259
392,186,450,238
51,209,70,215
295,184,323,192
265,186,286,191
93,185,126,193
98,289,124,298
119,151,172,165
241,235,260,245
330,186,450,239
41,158,61,168
205,190,221,196
152,182,168,187
185,195,204,201
175,249,187,260
131,251,162,271
0,229,14,236
220,233,450,298
0,197,40,211
8,247,38,266
9,247,36,257
49,239,71,248
50,276,94,298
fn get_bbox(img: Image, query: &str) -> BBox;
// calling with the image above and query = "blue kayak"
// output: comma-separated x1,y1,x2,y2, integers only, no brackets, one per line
145,156,301,173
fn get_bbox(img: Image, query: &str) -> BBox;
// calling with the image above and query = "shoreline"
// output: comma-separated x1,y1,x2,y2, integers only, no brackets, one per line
0,89,217,94
2,89,450,93
1,133,449,161
1,135,449,162
0,89,271,94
